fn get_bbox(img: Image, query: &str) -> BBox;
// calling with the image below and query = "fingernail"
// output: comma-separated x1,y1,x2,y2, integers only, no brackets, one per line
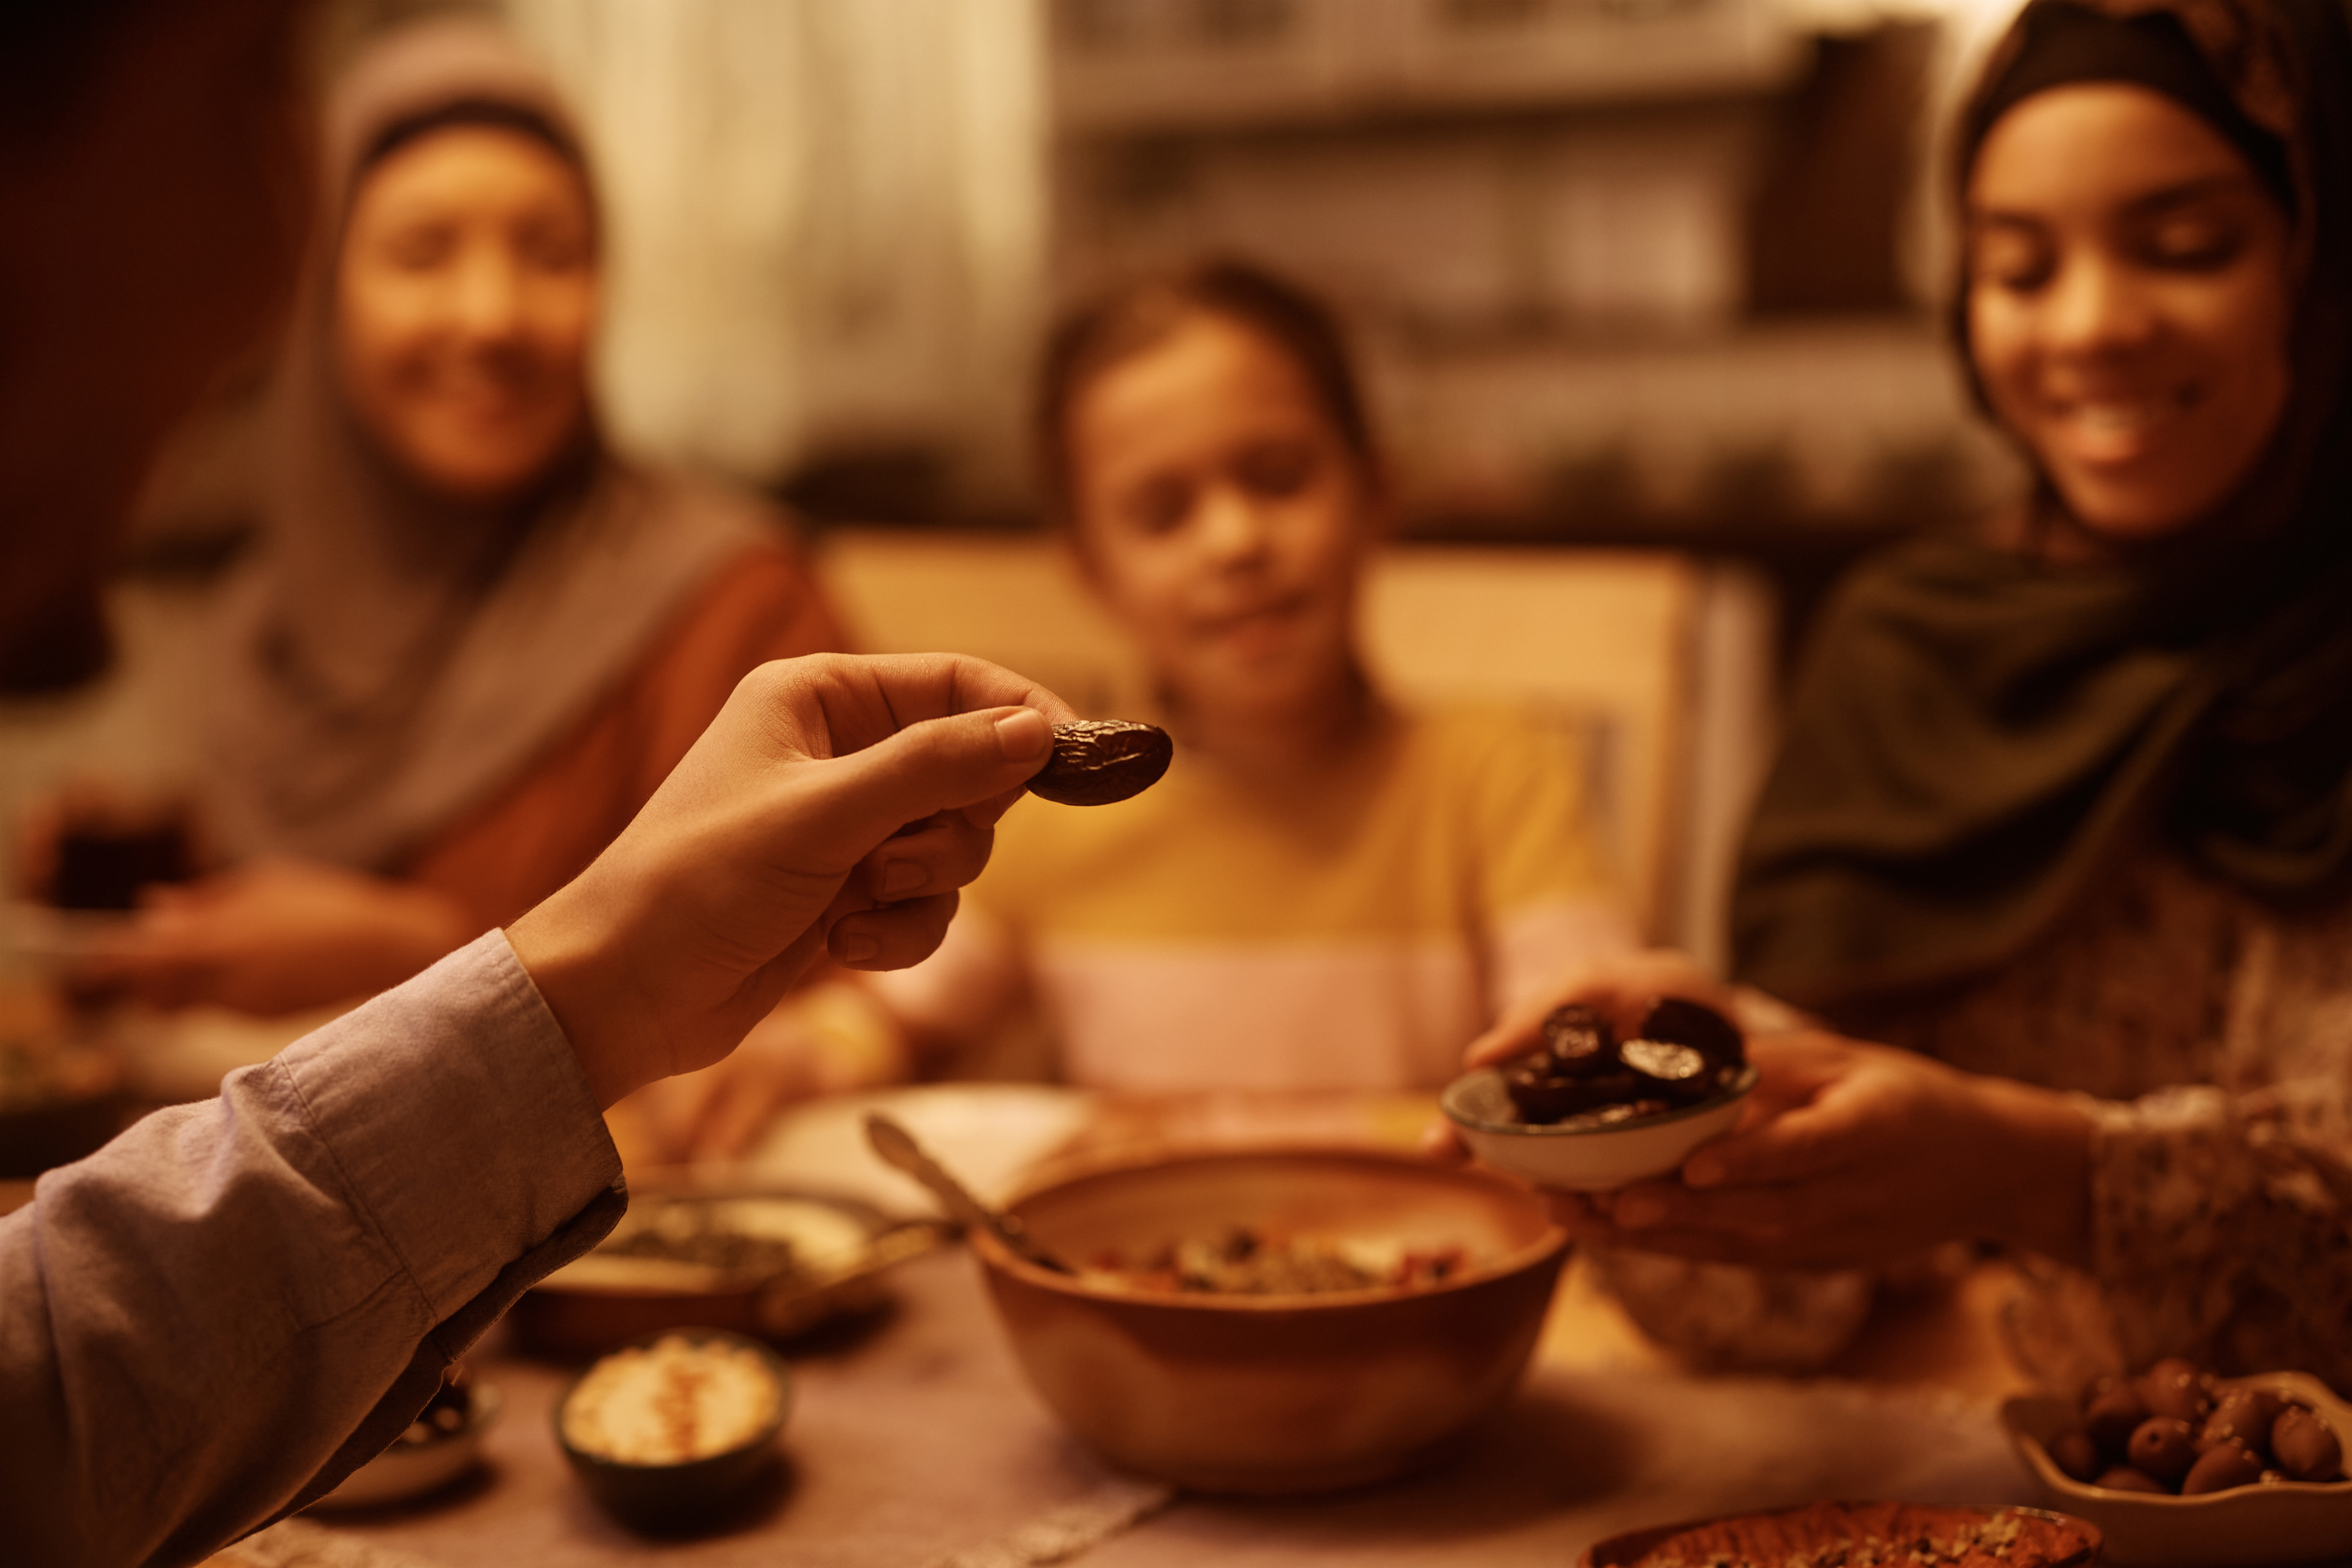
1615,1194,1666,1230
835,930,879,963
995,708,1051,760
878,860,926,899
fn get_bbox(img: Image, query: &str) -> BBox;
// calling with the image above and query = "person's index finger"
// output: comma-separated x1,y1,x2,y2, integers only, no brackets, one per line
856,651,1080,728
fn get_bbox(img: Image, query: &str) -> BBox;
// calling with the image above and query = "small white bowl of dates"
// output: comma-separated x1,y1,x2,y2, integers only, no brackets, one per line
1442,998,1757,1192
2004,1357,2352,1566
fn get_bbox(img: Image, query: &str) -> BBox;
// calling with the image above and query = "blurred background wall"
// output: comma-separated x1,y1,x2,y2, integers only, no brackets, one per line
283,0,2029,555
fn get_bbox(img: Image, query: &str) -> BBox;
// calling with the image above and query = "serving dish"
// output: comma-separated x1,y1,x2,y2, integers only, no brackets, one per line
971,1147,1570,1494
1582,1501,2101,1567
2004,1371,2352,1565
313,1377,499,1510
554,1329,792,1532
511,1180,950,1357
1441,1064,1757,1191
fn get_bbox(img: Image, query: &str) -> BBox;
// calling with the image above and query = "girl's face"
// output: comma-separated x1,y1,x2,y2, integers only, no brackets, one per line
334,125,597,502
1067,313,1379,728
1967,83,2294,541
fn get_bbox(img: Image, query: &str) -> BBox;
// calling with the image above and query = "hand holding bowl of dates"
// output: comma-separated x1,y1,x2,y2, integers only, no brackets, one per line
1441,997,1756,1192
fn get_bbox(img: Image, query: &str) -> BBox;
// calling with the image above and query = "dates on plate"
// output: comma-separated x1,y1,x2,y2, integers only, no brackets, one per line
1502,997,1745,1128
2039,1361,2347,1497
1027,720,1174,807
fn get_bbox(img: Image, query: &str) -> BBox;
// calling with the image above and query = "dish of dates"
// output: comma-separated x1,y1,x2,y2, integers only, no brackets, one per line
2029,1359,2343,1495
2005,1363,2352,1566
1441,995,1757,1191
1501,998,1747,1129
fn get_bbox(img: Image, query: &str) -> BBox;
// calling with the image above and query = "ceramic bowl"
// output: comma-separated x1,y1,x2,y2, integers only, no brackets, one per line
1583,1502,2100,1566
554,1329,793,1532
1441,1065,1757,1192
2004,1371,2352,1566
512,1181,947,1357
970,1147,1570,1495
312,1383,501,1510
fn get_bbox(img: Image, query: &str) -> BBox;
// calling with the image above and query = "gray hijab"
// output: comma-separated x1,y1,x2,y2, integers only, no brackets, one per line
201,18,762,872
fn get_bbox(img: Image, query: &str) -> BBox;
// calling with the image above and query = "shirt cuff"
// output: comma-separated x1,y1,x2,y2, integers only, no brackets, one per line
268,929,624,1324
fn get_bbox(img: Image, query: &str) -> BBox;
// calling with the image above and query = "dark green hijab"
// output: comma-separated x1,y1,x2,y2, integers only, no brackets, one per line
1732,0,2352,1011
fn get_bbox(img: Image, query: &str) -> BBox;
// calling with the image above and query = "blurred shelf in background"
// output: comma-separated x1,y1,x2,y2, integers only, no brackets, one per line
1045,0,2008,607
1053,0,1805,132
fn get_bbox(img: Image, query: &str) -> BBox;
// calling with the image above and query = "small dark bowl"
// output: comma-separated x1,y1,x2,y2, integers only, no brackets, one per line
553,1329,793,1533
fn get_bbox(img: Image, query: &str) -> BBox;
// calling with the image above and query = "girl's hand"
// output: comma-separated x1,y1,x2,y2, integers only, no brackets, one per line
1547,1031,2094,1269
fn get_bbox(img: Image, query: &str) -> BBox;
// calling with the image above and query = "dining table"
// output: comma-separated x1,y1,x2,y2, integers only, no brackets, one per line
193,1085,2047,1568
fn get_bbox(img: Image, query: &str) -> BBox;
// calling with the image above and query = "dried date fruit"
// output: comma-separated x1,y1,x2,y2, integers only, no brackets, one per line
2095,1464,2169,1494
1539,1003,1616,1074
2182,1441,2266,1495
2046,1427,2103,1483
2084,1379,2152,1455
1635,996,1746,1067
2128,1416,2198,1485
1026,720,1173,806
1502,996,1744,1126
2272,1405,2345,1482
2141,1357,2211,1425
1618,1038,1714,1102
2200,1387,2286,1454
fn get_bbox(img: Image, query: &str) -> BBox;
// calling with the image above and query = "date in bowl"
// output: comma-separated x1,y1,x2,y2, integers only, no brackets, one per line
1440,1063,1756,1192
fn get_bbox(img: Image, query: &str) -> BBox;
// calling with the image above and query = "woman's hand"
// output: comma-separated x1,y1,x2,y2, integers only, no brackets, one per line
509,652,1074,1109
74,859,474,1015
1549,1031,2094,1269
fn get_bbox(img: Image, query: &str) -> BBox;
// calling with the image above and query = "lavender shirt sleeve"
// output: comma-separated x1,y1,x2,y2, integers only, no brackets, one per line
0,931,625,1568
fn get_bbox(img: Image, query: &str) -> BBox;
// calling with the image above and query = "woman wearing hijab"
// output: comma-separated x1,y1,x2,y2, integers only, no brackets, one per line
1474,0,2352,1388
86,18,848,1015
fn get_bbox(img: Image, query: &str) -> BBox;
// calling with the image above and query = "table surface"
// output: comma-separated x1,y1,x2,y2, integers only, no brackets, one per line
203,1090,2047,1568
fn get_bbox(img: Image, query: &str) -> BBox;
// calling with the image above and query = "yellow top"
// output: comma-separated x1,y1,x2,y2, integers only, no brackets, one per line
873,704,1634,1092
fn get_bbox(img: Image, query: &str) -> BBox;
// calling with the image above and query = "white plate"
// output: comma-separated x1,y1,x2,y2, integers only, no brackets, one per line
2004,1371,2352,1566
746,1083,1096,1214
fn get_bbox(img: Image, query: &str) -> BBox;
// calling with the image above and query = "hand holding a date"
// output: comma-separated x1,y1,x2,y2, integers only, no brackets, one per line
508,652,1078,1107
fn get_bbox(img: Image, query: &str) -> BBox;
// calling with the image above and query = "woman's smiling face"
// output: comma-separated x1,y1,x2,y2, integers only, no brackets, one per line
1967,83,2294,541
334,125,597,502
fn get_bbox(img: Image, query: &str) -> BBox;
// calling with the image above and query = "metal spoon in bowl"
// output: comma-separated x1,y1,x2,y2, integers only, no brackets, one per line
862,1112,1073,1275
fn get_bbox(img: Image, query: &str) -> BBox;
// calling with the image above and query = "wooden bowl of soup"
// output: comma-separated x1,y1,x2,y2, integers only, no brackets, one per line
969,1147,1570,1494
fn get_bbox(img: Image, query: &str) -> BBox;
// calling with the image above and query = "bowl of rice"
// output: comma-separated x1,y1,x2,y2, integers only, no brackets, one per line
553,1329,792,1531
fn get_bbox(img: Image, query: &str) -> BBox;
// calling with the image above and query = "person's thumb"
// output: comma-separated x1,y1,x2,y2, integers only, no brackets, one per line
793,706,1054,855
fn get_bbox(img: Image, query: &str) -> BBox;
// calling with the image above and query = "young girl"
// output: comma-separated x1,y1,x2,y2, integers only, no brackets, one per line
647,262,1633,1155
